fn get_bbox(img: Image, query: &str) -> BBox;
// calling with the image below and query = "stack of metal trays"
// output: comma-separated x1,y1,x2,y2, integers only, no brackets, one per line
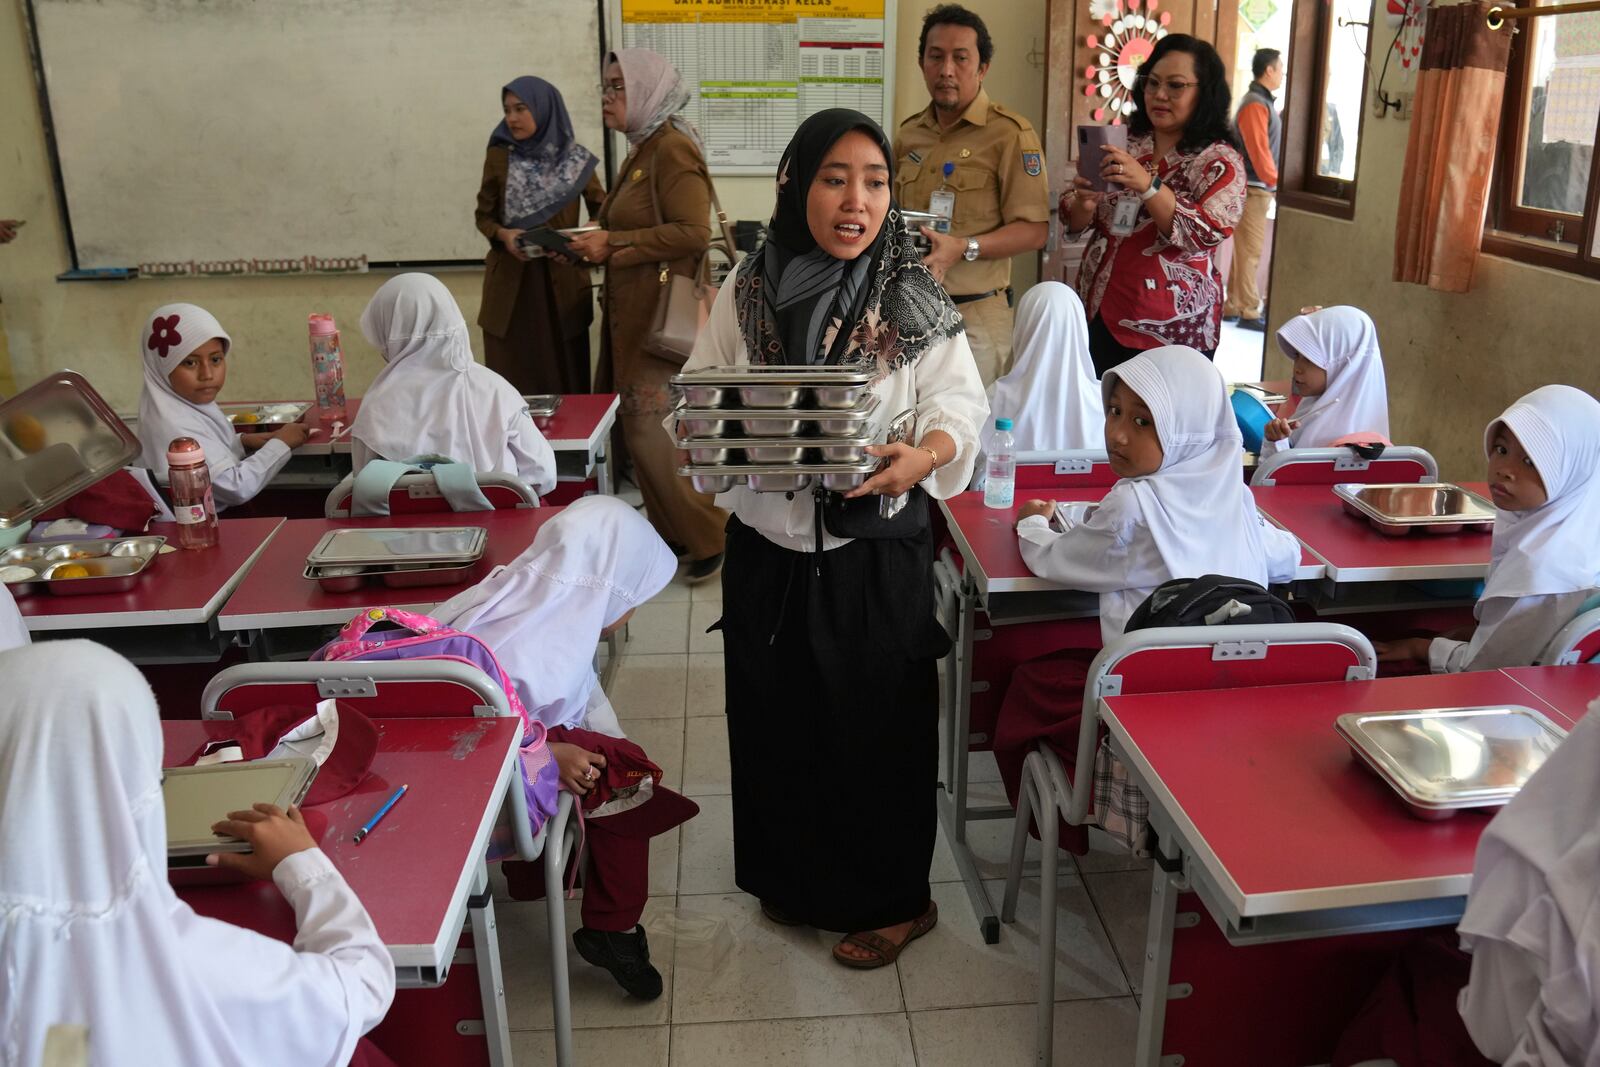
1335,706,1567,820
0,371,142,529
0,536,167,596
302,526,488,592
1333,482,1495,536
522,394,563,429
671,366,886,494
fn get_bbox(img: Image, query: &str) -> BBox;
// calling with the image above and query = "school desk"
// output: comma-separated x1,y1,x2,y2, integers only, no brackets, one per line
1500,663,1600,728
541,392,620,500
215,509,558,640
14,517,283,660
934,490,1325,941
161,716,520,1067
1098,669,1553,1066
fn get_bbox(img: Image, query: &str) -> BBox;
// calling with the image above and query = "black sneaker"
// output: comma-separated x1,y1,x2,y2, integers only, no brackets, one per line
666,541,689,558
573,925,663,1000
1238,317,1269,333
1222,314,1241,324
684,552,723,585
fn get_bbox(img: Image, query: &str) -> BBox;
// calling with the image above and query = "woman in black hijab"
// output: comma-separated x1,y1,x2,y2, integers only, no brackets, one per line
677,109,989,967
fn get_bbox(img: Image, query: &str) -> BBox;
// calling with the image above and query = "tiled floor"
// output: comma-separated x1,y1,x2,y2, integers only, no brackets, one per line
492,568,1156,1066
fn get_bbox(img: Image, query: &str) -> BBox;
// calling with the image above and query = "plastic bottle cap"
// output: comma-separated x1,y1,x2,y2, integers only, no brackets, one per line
166,436,206,467
995,418,1014,432
308,314,338,336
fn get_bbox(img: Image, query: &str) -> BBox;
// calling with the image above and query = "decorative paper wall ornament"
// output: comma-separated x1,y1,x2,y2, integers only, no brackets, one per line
1386,0,1427,80
1239,0,1279,33
1081,0,1172,125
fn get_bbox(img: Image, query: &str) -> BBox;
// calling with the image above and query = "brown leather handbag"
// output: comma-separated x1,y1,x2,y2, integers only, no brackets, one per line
643,161,738,363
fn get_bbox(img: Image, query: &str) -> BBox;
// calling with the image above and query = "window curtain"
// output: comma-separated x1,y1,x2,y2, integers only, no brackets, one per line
1394,1,1514,292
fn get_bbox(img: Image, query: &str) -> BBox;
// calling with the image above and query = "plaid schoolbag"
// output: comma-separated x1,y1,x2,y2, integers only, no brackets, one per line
313,607,562,836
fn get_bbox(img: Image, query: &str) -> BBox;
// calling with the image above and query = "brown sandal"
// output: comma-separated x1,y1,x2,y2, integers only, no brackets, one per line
831,901,938,970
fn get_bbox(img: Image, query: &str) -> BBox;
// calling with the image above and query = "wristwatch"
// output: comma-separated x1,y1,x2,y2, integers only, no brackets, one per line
1139,174,1164,203
963,237,981,261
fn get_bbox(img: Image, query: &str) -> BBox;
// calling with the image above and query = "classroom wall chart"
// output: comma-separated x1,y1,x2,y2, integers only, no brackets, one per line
616,0,896,173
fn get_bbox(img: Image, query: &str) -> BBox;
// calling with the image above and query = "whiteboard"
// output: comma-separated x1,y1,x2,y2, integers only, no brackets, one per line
29,0,607,268
612,0,895,175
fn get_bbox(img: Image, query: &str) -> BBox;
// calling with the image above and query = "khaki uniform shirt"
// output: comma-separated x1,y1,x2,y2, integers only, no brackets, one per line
892,89,1049,296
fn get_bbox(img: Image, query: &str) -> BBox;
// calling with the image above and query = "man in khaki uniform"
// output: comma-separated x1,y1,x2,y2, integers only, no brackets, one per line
893,3,1049,384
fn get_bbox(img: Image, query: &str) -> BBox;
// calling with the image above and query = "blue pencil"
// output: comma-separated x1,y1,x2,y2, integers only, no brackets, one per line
353,784,408,844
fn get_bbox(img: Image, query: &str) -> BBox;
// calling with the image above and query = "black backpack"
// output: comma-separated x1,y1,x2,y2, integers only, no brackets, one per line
1125,574,1295,631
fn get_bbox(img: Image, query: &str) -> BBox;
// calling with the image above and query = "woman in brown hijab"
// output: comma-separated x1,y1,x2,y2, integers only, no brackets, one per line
568,50,726,582
475,76,604,394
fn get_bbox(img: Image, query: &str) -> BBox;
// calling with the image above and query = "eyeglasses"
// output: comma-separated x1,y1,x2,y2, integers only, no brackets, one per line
601,82,627,99
1142,76,1199,97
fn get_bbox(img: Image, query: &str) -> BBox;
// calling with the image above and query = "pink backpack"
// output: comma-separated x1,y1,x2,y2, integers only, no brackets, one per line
314,607,562,837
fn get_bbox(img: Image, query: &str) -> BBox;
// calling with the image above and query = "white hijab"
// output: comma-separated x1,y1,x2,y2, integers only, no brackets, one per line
1480,385,1600,604
432,496,677,732
0,584,27,653
988,282,1102,453
1102,346,1281,587
351,274,534,475
1273,306,1390,448
135,303,247,479
0,641,373,1067
1458,699,1600,1063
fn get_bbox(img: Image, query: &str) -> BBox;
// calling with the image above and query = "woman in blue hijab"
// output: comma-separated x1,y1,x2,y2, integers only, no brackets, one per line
475,76,603,394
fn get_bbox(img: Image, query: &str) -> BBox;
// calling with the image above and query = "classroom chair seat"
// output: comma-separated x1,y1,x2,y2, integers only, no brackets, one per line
1000,622,1377,1067
1536,601,1600,666
1250,445,1439,487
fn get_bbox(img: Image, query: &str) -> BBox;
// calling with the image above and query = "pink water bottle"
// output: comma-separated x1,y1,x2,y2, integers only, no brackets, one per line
167,437,219,550
308,314,348,420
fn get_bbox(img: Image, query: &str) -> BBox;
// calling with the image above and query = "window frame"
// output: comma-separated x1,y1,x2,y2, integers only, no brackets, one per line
1483,10,1600,279
1279,0,1372,220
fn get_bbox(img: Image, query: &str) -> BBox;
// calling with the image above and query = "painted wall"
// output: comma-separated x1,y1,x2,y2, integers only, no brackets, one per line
1,0,1044,410
1264,8,1600,481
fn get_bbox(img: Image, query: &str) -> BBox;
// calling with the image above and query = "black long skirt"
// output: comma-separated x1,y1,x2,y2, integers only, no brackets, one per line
720,513,951,933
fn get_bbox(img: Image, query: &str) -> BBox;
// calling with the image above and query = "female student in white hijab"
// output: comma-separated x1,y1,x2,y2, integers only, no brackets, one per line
0,640,395,1067
136,303,317,509
1377,385,1600,672
350,274,557,496
1262,305,1391,452
998,346,1301,853
973,281,1102,485
0,583,27,652
433,495,688,1000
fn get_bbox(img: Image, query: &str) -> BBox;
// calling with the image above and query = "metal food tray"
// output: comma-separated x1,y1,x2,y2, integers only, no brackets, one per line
670,365,877,410
0,535,166,596
0,371,142,529
900,210,944,254
1335,706,1566,821
303,556,488,593
1333,482,1495,536
522,394,563,427
222,402,311,431
674,432,876,466
674,393,881,439
1049,501,1100,532
677,458,881,494
304,526,487,569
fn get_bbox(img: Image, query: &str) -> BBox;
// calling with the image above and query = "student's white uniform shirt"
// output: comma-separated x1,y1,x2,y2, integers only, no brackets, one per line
135,303,293,509
1017,347,1300,644
675,263,989,553
1457,698,1600,1065
1265,306,1390,453
0,583,28,652
433,496,678,736
350,274,557,495
1431,385,1600,672
0,641,394,1067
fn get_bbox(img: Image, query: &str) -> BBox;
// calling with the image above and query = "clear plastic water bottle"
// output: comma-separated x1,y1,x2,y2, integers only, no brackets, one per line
982,417,1016,510
166,437,219,549
308,314,348,420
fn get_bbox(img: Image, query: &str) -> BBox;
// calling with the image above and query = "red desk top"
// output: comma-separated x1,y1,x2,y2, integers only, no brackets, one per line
940,489,1323,599
542,393,620,451
1500,665,1600,729
16,517,284,632
1100,670,1548,920
1250,483,1493,584
217,509,559,631
162,717,518,972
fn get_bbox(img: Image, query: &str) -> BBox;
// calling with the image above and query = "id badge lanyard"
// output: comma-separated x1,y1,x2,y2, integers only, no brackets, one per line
1108,159,1156,237
928,162,955,234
